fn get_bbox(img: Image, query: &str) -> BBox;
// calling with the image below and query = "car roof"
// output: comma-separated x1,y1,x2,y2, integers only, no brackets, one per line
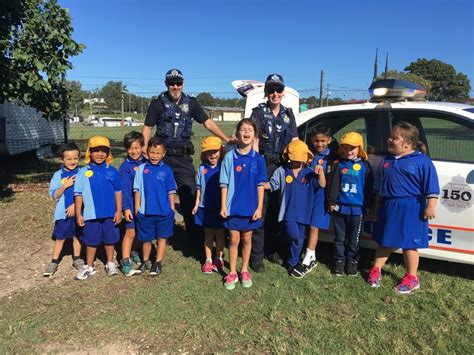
296,100,474,126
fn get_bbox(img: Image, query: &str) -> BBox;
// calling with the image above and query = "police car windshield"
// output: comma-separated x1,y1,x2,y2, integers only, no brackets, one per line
463,107,474,114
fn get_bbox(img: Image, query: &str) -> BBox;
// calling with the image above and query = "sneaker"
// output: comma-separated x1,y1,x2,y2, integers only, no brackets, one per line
75,266,96,280
149,262,162,277
250,259,265,273
346,261,358,277
136,260,152,274
202,260,214,275
240,271,253,288
121,258,137,277
266,252,284,265
367,267,382,288
333,261,345,276
395,273,420,294
212,258,224,272
224,272,239,290
290,260,317,279
131,251,141,265
105,262,119,276
43,262,58,277
72,258,85,271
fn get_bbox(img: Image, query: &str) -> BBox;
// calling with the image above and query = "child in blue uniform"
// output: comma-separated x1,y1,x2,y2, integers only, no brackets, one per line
192,136,225,274
291,126,337,278
133,137,177,277
328,132,374,276
119,131,145,276
74,136,123,280
220,118,266,290
268,139,326,275
43,143,85,276
368,121,439,294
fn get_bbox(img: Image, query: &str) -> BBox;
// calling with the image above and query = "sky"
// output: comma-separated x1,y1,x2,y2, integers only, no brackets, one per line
59,0,474,98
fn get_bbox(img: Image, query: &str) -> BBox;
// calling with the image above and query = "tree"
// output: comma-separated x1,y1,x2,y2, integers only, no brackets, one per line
196,92,216,106
65,80,85,116
404,59,470,102
1,0,84,119
100,81,125,112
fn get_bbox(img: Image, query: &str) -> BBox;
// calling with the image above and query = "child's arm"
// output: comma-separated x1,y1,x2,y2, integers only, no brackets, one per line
134,191,140,216
169,192,176,212
75,195,84,227
314,165,326,188
114,191,122,225
192,188,201,215
423,197,437,220
220,187,228,218
327,163,340,212
53,176,76,200
252,185,264,221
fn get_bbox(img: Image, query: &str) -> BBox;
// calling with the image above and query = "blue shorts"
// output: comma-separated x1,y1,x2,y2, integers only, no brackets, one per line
195,207,224,229
83,218,120,246
52,218,81,240
136,212,174,242
310,190,331,229
125,219,136,229
224,215,262,231
374,197,429,249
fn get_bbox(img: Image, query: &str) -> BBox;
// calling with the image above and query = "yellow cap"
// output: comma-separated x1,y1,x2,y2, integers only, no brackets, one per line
84,136,113,164
201,136,222,153
339,132,368,160
283,139,314,163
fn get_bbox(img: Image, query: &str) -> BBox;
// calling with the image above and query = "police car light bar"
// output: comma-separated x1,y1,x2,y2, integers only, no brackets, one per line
369,79,426,102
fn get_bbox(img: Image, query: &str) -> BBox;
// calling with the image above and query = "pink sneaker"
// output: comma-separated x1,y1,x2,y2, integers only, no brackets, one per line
224,272,238,290
201,260,213,275
240,271,253,288
367,267,381,288
213,258,224,272
395,273,420,294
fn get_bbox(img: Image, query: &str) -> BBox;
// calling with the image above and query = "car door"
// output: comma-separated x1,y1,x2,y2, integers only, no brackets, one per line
389,109,474,264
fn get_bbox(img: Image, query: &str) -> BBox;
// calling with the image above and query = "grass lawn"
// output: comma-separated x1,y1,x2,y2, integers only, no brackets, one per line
0,190,472,353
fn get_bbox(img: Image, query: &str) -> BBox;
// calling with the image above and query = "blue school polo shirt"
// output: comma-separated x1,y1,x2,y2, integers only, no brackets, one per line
196,162,221,211
133,160,177,216
270,165,320,224
310,148,331,172
74,163,122,221
119,155,145,211
376,150,439,199
220,148,267,217
49,166,79,221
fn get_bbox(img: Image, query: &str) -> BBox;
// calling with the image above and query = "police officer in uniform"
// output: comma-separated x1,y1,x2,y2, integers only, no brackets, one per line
142,69,232,240
250,74,299,272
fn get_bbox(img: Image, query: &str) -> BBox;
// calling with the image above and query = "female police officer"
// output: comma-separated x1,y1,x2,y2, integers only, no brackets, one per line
142,69,232,241
250,74,299,272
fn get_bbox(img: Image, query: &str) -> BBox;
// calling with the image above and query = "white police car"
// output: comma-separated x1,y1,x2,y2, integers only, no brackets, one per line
296,79,474,264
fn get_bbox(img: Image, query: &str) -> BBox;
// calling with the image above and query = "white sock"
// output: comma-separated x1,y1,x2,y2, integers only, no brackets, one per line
302,249,316,266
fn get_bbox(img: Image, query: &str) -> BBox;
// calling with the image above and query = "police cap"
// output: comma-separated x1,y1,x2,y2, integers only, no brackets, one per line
165,69,184,85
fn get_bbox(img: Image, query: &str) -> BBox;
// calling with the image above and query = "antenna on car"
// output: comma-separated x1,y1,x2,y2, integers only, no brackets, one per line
384,53,389,79
372,48,378,82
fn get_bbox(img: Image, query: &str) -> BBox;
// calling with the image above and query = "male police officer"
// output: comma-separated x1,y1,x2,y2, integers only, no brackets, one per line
142,69,232,239
250,74,299,272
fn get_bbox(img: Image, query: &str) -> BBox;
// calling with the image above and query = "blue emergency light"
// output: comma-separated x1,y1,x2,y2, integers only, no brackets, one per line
369,79,426,101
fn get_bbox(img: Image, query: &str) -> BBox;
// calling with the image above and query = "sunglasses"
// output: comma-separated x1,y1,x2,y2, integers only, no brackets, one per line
265,87,284,94
167,81,183,87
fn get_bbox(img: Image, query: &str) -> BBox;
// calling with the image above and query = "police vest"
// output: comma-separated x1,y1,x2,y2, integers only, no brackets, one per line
254,103,293,156
157,93,193,145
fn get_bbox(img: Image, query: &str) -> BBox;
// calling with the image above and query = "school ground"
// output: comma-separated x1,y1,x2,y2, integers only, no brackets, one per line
0,186,472,353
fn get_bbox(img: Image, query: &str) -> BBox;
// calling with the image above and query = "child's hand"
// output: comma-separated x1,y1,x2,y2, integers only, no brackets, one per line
327,202,337,213
314,165,324,175
124,209,133,222
252,208,262,221
220,207,227,219
63,175,76,188
192,205,198,215
113,211,122,225
423,205,436,220
65,204,75,218
76,215,85,227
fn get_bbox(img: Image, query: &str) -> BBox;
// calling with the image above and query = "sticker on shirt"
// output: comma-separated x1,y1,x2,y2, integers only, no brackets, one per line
318,159,324,165
441,175,472,212
203,168,208,175
144,168,150,174
235,165,242,172
383,162,390,168
353,163,361,171
286,175,293,184
61,178,67,185
85,170,93,178
133,166,139,171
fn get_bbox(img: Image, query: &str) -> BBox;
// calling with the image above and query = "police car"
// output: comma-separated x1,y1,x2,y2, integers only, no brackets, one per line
295,79,474,264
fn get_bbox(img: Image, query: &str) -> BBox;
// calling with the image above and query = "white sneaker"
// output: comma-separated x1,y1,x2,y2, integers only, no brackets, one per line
75,266,96,280
105,262,119,276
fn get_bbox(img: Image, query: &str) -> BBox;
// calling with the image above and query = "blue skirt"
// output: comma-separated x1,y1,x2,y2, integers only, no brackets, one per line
310,189,331,229
195,207,224,229
374,197,429,249
224,215,262,231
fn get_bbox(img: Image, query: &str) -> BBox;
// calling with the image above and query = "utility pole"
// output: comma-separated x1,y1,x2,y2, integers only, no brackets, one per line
121,83,124,127
325,83,330,106
319,70,324,107
128,93,131,113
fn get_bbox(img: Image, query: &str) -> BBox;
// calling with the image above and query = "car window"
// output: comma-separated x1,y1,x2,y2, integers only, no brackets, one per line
390,111,474,163
300,111,382,155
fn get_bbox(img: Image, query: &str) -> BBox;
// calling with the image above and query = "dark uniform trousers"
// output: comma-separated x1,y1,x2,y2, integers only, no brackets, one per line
251,162,285,263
